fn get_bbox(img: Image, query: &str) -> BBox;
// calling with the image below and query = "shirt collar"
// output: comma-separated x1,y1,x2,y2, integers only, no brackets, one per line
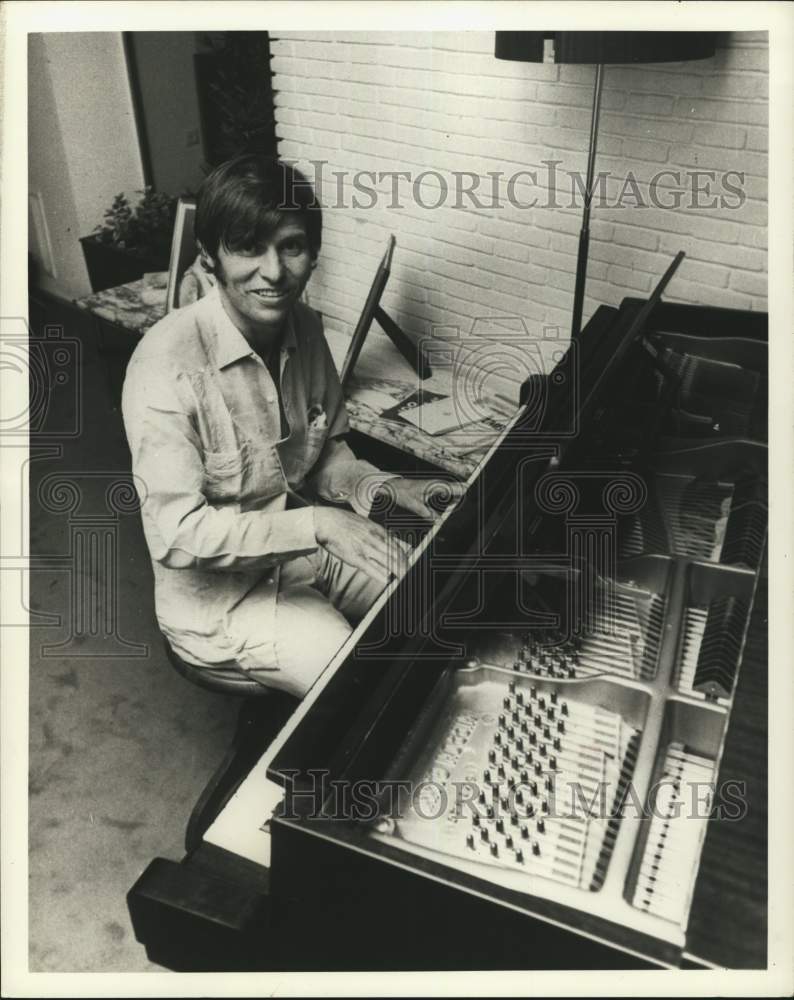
208,287,299,371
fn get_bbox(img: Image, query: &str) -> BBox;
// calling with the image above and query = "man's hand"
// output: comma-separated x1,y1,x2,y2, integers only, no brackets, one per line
314,506,410,587
383,477,467,522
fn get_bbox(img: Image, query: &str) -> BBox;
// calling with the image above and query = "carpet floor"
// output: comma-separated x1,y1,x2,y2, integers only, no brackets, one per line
27,294,241,971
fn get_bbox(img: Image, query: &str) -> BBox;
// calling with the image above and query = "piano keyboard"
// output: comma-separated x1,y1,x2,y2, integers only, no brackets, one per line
631,743,715,926
389,674,641,894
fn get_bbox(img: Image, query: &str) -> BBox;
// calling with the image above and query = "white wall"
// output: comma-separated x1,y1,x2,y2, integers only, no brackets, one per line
28,34,86,299
271,31,768,398
28,32,145,300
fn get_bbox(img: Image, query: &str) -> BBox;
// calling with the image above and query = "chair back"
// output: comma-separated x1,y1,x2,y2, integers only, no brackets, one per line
165,197,199,312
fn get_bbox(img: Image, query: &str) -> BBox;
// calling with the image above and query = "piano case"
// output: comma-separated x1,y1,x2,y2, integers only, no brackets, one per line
127,278,768,972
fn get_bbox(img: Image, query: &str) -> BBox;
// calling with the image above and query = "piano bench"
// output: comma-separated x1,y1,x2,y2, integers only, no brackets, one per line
162,639,298,852
163,638,270,697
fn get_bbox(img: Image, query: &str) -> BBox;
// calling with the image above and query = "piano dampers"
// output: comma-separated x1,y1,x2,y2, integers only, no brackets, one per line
506,583,665,683
618,473,766,569
676,595,751,703
719,480,767,570
631,742,716,927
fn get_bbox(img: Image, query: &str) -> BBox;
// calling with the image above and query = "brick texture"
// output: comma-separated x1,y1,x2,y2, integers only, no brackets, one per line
271,31,768,391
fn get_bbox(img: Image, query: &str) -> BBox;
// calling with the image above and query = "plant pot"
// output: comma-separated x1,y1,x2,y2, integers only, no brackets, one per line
80,235,170,293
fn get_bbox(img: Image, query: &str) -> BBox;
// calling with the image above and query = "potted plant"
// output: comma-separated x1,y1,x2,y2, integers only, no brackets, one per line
194,32,277,167
80,188,178,293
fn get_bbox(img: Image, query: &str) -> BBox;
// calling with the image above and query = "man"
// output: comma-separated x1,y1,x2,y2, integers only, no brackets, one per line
122,155,462,698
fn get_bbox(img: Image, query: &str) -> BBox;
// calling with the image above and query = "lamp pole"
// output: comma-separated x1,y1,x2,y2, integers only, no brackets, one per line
571,63,604,339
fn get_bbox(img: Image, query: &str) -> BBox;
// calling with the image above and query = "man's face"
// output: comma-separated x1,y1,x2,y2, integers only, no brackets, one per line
211,217,314,337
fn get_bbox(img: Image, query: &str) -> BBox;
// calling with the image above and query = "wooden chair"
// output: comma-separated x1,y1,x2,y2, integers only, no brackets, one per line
165,198,201,313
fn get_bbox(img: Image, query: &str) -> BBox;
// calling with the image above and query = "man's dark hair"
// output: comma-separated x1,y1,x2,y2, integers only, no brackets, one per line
195,155,322,261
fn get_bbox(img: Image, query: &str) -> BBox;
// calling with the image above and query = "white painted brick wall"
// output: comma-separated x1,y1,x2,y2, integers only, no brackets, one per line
270,31,767,388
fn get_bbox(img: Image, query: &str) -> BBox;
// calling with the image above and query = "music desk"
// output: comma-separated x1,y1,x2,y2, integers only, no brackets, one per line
75,279,563,479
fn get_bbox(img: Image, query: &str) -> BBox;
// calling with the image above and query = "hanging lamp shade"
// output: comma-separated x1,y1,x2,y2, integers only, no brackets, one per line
494,31,717,65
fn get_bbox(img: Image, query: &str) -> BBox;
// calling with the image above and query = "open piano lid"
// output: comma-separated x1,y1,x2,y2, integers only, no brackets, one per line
267,252,689,788
266,251,766,970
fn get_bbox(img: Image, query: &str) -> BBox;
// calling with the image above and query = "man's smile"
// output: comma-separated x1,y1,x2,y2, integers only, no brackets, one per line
249,287,290,301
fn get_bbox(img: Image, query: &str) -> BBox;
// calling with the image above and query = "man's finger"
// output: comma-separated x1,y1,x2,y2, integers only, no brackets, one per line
365,532,404,577
367,534,408,578
387,543,410,576
358,549,390,585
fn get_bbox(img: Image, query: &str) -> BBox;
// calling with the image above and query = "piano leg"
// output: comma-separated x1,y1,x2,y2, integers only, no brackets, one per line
127,845,273,971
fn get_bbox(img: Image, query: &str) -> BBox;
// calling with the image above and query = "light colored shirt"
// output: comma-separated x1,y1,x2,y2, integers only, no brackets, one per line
121,286,392,668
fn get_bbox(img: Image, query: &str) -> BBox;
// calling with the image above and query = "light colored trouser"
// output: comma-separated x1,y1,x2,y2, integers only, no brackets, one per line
233,549,384,698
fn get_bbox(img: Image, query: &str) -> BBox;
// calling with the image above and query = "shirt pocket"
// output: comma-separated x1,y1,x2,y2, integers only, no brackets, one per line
304,423,328,472
203,447,244,504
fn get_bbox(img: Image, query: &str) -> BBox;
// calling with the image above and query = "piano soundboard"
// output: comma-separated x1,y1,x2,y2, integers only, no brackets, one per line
370,626,729,950
373,669,642,891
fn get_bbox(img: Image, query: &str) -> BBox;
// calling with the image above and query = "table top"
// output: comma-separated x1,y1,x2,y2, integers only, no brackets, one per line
75,278,168,336
75,280,562,479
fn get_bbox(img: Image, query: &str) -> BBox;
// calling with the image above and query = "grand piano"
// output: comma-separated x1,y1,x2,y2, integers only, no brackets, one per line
127,254,768,971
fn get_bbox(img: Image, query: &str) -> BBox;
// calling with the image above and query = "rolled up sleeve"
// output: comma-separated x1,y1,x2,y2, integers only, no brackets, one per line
122,358,318,571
